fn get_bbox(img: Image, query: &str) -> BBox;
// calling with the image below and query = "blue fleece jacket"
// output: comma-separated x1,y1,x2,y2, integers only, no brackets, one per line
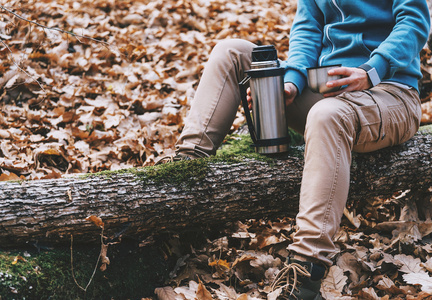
280,0,431,93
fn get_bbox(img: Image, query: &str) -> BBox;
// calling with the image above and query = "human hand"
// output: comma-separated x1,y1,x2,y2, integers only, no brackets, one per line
323,67,371,97
247,83,298,109
284,82,298,106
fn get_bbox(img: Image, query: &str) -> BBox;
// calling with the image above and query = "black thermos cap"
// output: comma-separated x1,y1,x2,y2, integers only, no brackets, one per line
252,45,277,62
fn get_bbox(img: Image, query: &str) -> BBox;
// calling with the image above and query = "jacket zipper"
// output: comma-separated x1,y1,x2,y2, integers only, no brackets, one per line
332,0,345,22
320,0,345,65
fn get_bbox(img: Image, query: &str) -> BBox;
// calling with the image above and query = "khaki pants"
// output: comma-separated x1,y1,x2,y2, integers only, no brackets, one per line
176,39,422,266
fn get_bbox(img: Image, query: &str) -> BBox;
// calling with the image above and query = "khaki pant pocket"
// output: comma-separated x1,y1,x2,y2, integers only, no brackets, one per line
353,104,382,145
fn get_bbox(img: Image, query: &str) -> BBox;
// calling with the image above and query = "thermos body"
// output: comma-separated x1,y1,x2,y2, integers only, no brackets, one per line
249,70,289,154
239,45,290,154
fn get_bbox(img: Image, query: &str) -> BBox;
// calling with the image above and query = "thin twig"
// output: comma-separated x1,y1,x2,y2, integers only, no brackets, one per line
0,4,110,46
0,4,119,93
70,228,104,292
0,38,45,91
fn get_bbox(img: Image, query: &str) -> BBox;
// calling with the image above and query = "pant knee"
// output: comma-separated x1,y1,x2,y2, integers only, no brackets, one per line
305,99,356,137
307,100,342,127
211,39,255,60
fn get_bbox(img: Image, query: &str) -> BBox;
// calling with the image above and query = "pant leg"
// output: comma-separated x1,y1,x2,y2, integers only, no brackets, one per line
176,39,256,158
288,84,421,267
285,88,324,135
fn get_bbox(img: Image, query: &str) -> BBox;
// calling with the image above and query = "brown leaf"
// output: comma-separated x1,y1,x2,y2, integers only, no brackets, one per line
321,265,347,299
12,255,26,265
343,207,361,228
422,258,432,272
155,286,178,300
232,255,256,268
208,259,230,270
358,287,380,300
395,254,424,274
376,276,407,295
267,288,282,300
85,215,104,228
236,294,248,300
34,145,69,172
214,283,238,300
0,172,20,181
100,243,110,272
403,272,432,293
196,282,212,300
336,252,362,285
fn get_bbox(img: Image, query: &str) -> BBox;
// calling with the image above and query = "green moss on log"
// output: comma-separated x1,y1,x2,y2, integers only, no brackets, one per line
418,124,432,134
83,131,305,187
139,158,210,188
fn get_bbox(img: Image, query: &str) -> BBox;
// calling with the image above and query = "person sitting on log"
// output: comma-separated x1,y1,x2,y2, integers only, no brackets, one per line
157,0,431,299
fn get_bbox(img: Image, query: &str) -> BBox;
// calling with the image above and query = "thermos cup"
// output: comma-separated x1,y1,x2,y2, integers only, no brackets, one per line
307,64,342,94
239,45,290,154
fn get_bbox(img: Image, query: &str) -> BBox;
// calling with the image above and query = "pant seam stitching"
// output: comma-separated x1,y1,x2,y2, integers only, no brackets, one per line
312,126,343,258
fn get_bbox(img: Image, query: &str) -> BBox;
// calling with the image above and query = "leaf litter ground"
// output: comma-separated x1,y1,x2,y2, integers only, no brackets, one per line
1,0,432,299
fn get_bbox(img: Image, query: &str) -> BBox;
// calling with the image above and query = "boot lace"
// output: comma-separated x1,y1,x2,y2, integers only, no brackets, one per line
154,154,191,165
270,261,312,299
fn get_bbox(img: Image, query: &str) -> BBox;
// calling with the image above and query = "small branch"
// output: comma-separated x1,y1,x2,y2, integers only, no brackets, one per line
70,228,104,292
0,5,110,47
0,38,45,91
0,4,122,94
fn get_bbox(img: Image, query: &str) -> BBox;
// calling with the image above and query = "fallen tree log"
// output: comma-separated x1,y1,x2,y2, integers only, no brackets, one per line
1,130,432,248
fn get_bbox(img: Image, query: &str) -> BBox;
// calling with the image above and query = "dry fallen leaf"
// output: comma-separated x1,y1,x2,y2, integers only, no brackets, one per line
336,252,363,285
236,294,248,300
100,243,110,272
212,283,238,300
85,215,104,228
376,276,406,295
321,265,348,299
0,172,20,181
11,255,26,265
208,259,230,270
196,282,213,300
403,272,432,293
154,286,178,300
395,254,425,274
422,258,432,272
174,281,200,300
357,287,380,300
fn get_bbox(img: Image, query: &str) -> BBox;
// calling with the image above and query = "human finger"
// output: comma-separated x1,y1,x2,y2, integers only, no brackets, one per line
247,87,252,109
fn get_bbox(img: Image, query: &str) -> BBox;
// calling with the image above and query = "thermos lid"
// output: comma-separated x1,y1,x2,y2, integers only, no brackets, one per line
252,45,278,62
246,67,285,78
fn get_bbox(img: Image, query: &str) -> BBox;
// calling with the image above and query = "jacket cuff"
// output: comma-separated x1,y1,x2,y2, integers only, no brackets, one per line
283,68,307,94
364,54,390,81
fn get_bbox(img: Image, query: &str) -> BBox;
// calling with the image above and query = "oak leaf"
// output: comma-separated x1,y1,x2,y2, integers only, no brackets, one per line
376,276,406,295
321,266,347,298
395,254,425,274
403,272,432,293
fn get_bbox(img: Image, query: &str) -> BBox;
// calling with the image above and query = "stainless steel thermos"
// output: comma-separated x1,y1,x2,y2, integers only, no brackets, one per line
239,45,290,154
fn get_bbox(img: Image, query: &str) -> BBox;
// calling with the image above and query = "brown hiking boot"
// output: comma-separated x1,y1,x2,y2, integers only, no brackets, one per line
270,258,325,300
154,153,192,165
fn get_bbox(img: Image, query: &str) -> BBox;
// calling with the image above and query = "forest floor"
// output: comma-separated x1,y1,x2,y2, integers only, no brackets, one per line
1,0,432,299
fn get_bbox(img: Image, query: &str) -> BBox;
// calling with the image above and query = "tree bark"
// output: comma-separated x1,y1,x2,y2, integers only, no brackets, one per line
1,132,432,248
